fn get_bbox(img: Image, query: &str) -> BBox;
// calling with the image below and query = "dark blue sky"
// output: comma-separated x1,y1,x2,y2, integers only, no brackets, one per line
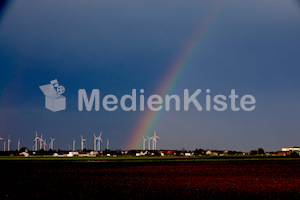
0,0,300,151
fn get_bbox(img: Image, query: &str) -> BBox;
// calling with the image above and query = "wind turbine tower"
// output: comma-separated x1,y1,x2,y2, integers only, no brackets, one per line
93,133,97,151
107,139,109,150
73,138,76,151
0,138,3,150
142,137,147,151
147,136,151,150
7,135,11,151
39,133,43,150
43,139,47,150
96,132,103,151
18,139,20,151
80,135,86,151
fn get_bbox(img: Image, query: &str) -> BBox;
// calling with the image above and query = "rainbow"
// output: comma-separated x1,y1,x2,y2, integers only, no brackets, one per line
126,2,226,150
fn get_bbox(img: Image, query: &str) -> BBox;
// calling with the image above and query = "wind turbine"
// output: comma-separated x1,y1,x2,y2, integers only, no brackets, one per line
96,132,103,151
39,133,43,150
68,144,71,151
153,137,156,150
7,135,11,151
17,139,20,151
80,135,86,151
34,131,39,151
147,136,151,150
4,141,6,151
43,139,47,150
152,131,160,150
93,132,103,151
49,137,55,150
142,137,147,151
73,138,76,151
107,139,109,150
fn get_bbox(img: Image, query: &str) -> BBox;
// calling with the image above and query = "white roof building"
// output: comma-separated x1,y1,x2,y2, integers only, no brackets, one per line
282,147,300,152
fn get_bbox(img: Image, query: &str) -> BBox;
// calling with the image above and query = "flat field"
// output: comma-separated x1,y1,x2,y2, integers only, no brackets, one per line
0,157,299,199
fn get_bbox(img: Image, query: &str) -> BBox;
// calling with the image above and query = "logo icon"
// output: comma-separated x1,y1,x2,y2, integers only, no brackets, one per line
39,79,66,112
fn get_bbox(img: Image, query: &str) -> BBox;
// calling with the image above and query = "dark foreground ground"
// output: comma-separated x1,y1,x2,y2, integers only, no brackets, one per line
0,158,299,200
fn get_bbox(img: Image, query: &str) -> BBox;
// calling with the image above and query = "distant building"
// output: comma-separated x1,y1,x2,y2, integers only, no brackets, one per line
282,147,300,152
276,151,290,156
185,153,191,157
19,152,29,157
206,151,219,156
